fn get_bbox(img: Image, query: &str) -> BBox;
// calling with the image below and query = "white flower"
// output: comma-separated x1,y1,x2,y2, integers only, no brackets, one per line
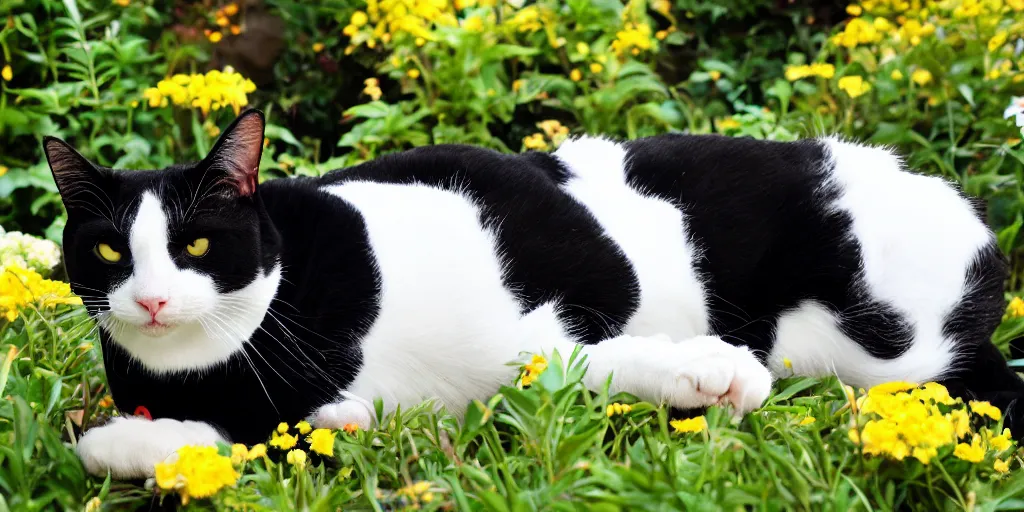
1004,96,1024,135
0,231,61,276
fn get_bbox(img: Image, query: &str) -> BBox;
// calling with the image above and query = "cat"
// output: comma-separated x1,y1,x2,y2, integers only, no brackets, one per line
44,109,1023,480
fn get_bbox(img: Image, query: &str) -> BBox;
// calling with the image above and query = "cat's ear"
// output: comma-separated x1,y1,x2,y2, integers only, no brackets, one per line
204,109,265,197
42,136,108,202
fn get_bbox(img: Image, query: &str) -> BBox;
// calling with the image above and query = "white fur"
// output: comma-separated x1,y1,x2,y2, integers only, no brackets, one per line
315,175,769,429
322,181,531,417
767,138,992,387
554,137,709,340
105,192,281,374
76,416,226,478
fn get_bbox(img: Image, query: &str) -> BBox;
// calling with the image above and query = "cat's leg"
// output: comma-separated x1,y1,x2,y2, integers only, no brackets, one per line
520,303,773,413
546,333,773,413
311,333,772,431
76,416,226,478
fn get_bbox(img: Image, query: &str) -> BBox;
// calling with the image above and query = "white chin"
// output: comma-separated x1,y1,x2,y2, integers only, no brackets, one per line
137,323,176,338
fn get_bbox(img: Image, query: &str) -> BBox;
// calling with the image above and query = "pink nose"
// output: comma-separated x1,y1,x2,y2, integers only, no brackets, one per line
136,298,168,318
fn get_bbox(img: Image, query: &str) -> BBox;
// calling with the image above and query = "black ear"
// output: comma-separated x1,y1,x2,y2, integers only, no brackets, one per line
42,136,108,203
204,109,266,197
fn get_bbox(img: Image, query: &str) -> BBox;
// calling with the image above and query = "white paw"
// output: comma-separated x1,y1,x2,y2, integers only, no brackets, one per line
76,416,226,479
312,392,375,430
662,336,773,414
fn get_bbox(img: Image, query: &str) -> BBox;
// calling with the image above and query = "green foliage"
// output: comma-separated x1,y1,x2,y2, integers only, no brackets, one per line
2,0,1024,509
3,309,1024,510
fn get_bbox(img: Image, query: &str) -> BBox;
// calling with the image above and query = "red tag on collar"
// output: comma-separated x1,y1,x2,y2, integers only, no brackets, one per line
133,406,152,420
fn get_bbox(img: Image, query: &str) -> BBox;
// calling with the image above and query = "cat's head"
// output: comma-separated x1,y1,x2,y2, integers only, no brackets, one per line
44,109,281,374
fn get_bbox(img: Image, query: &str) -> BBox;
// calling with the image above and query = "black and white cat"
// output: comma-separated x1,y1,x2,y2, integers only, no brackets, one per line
46,110,1023,479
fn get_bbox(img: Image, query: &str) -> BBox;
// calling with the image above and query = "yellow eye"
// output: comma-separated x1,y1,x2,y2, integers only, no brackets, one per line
95,243,122,263
186,237,210,257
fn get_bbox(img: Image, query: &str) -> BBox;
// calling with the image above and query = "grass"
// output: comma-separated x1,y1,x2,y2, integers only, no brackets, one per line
2,303,1024,511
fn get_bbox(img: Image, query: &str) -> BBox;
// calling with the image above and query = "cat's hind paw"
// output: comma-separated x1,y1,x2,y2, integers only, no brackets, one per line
76,416,225,479
663,336,773,415
312,392,375,430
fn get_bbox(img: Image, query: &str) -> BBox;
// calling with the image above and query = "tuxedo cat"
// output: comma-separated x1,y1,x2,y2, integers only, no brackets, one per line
46,110,1022,479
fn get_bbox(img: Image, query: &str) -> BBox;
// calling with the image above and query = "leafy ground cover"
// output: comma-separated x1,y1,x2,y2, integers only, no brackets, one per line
3,0,1024,510
2,274,1024,510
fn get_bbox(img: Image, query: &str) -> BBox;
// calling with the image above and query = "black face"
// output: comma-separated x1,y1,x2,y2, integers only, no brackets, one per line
43,110,280,341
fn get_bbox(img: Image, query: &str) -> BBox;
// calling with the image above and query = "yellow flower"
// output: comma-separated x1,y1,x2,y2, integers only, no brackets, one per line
208,31,223,43
215,15,230,27
994,459,1010,473
85,497,102,512
520,353,549,385
229,444,248,465
153,445,239,505
869,381,918,396
590,63,604,74
155,461,180,490
569,68,582,81
230,25,242,35
145,68,254,115
223,3,239,16
783,357,793,370
343,423,360,434
312,42,325,53
708,70,721,81
611,22,654,57
837,75,871,98
969,401,1001,421
0,166,7,177
576,42,590,56
246,443,267,460
463,15,484,32
1,65,12,81
911,69,932,86
655,29,669,40
0,264,82,322
277,422,290,434
286,449,307,468
890,69,903,80
606,403,633,417
363,78,383,101
833,17,882,48
307,428,337,456
270,431,298,450
988,31,1008,53
987,427,1013,451
112,0,130,5
799,416,816,426
351,10,369,27
671,416,708,434
295,420,312,434
407,68,421,79
954,435,985,463
716,117,740,131
785,63,834,81
847,4,862,16
537,120,569,143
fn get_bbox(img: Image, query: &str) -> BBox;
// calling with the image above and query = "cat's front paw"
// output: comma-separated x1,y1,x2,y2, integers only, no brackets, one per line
312,393,375,430
664,336,773,414
76,416,226,479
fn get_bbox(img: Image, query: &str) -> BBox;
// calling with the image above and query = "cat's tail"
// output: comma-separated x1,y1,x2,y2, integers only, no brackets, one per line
941,338,1024,440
